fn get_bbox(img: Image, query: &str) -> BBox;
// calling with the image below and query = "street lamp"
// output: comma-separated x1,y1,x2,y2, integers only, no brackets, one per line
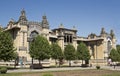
27,37,34,69
27,31,38,69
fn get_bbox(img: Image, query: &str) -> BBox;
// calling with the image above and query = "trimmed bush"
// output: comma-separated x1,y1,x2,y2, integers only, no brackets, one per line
96,65,100,70
42,73,53,76
0,67,7,74
30,64,43,69
81,64,89,67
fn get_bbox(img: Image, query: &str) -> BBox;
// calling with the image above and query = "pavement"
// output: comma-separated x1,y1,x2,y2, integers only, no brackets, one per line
7,66,120,73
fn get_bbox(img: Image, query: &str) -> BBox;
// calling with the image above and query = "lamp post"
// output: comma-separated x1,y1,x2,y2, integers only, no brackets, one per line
27,37,34,69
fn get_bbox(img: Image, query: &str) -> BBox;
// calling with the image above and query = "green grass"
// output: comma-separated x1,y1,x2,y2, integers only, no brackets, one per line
103,73,120,76
0,69,120,76
0,73,21,76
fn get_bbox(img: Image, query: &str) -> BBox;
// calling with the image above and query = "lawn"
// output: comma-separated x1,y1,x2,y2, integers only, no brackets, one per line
0,69,120,76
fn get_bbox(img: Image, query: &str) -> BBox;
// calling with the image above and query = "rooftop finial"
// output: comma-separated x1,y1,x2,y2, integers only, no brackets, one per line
21,8,25,16
59,23,64,28
101,27,105,34
10,18,14,22
110,29,115,38
72,25,76,30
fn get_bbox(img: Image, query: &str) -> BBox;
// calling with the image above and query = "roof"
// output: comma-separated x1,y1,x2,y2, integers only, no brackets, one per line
76,37,104,42
4,25,21,31
52,27,77,32
49,34,58,38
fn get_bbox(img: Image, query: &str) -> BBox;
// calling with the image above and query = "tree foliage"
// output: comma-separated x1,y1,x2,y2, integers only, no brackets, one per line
110,48,120,62
76,42,90,64
0,27,3,32
116,45,120,55
50,43,63,66
29,35,50,64
64,44,76,66
0,31,17,61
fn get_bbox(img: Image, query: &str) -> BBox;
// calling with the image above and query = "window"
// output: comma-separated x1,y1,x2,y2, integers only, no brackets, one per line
107,41,112,55
30,31,38,38
64,34,73,43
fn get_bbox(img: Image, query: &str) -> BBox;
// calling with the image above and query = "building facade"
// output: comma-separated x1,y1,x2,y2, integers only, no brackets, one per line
5,10,116,65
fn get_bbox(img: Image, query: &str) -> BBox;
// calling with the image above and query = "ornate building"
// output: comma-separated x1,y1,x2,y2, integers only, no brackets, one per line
5,10,116,66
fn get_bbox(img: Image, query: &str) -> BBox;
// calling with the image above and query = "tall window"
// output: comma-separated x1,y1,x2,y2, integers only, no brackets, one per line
22,32,25,46
107,41,112,55
64,34,72,43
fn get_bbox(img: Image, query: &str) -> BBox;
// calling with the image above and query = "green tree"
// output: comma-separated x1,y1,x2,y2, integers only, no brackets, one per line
110,48,119,62
0,27,3,32
29,35,50,65
0,31,17,61
116,45,120,54
64,44,76,66
116,45,120,61
76,42,90,64
50,43,63,67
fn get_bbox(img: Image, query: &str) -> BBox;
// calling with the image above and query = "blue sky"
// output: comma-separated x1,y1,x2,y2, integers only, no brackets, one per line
0,0,120,44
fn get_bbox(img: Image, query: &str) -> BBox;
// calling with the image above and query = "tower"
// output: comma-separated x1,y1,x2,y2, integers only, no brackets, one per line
41,15,49,29
18,9,27,22
110,29,116,49
100,27,106,37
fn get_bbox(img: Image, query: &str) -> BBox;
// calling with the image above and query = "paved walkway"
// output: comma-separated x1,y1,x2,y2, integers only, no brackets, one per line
7,66,120,73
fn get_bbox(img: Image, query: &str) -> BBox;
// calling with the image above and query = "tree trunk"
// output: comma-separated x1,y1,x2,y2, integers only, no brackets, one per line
39,59,41,65
55,59,57,68
82,60,83,65
69,60,71,67
58,60,60,67
32,58,33,65
14,59,16,68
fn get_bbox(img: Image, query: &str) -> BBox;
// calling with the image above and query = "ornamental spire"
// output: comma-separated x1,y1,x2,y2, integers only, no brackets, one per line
42,15,49,28
110,29,115,38
18,9,27,22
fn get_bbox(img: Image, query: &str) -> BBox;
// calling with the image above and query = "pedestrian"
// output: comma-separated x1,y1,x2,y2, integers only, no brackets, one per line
113,62,116,69
108,58,112,66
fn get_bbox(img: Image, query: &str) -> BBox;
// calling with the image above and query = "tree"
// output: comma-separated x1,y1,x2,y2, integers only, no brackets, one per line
64,44,76,66
116,45,120,54
116,45,120,62
110,48,119,62
0,31,17,62
29,35,50,65
76,42,90,65
50,43,63,67
0,27,3,32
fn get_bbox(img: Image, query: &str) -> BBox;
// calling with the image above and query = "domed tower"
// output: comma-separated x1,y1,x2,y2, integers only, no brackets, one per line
100,27,106,37
41,15,49,29
7,18,15,29
110,29,116,49
41,15,49,40
18,9,27,22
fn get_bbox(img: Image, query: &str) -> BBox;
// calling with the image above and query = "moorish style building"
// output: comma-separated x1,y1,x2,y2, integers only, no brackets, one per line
5,10,116,66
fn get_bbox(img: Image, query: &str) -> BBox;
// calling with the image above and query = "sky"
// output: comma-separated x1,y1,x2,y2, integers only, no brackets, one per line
0,0,120,44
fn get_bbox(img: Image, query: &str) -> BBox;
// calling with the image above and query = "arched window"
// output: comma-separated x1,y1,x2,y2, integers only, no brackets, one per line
107,36,112,55
107,40,112,55
30,31,38,38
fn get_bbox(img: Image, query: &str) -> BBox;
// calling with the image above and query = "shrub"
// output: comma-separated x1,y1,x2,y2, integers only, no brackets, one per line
81,64,89,67
42,73,53,76
96,65,100,70
0,67,7,74
30,64,43,69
